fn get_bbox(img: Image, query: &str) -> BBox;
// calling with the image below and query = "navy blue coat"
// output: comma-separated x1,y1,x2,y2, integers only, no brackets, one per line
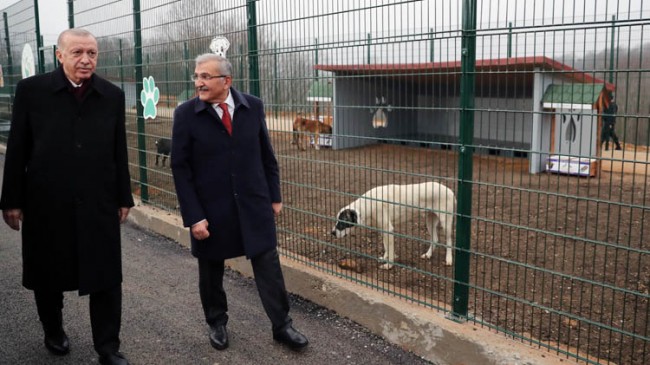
171,88,281,260
0,67,134,295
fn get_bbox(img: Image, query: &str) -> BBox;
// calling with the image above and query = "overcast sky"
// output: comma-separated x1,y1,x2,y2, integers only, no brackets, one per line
0,0,67,44
0,0,647,62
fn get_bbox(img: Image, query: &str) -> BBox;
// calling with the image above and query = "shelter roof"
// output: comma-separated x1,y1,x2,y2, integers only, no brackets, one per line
542,83,604,104
315,56,615,92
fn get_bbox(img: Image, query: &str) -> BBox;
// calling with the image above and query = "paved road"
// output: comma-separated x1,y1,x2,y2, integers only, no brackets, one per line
0,154,434,365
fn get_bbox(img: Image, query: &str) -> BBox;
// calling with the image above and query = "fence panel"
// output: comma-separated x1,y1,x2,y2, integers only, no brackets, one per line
467,3,649,364
256,2,649,364
0,0,40,144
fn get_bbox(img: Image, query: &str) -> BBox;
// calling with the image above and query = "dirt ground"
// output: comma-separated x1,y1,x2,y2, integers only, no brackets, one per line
130,115,649,365
271,132,649,365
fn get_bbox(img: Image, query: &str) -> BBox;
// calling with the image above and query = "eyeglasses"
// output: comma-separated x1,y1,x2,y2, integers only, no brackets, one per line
191,73,229,82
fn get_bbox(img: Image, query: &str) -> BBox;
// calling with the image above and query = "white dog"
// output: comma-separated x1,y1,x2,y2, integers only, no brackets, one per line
331,182,456,269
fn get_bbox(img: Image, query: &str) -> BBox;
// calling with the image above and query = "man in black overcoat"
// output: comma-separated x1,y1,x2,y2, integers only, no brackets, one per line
171,54,309,351
0,29,133,365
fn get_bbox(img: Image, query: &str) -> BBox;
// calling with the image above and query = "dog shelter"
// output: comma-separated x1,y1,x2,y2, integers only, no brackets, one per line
315,56,614,174
541,83,613,176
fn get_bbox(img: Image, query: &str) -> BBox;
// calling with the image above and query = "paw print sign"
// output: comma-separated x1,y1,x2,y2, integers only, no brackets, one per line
210,36,230,57
21,43,35,79
140,76,160,119
370,96,392,128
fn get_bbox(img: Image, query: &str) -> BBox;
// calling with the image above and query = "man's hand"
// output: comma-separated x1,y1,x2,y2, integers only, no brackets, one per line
191,220,210,240
272,202,282,216
118,207,130,223
2,209,23,231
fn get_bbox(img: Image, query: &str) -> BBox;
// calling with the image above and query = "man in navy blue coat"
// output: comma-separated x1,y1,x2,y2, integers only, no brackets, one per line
171,54,308,351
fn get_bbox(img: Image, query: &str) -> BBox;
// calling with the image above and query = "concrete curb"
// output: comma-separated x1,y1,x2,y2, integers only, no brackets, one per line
128,201,573,365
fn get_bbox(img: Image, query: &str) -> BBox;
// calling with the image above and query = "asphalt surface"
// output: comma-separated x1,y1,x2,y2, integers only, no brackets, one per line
0,154,434,365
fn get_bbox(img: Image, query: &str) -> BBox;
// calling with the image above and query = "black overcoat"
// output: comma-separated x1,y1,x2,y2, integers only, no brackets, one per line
171,88,281,260
0,67,134,295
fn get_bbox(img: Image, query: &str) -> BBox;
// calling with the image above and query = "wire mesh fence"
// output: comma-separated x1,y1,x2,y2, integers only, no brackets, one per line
0,0,40,143
0,1,648,364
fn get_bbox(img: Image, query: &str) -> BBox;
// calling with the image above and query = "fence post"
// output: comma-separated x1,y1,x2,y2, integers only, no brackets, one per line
451,0,477,322
609,15,616,84
507,22,512,58
165,52,169,108
238,44,244,91
51,45,58,70
33,0,43,74
183,41,190,98
429,28,434,62
274,41,278,119
3,12,13,104
246,0,260,97
67,0,74,28
314,37,319,78
313,37,319,118
119,39,124,90
132,0,148,202
367,33,371,64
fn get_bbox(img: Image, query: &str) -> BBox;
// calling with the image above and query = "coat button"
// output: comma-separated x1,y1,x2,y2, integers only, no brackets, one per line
76,143,82,148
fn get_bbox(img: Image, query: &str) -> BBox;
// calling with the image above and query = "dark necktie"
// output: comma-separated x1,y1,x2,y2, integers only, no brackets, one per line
219,103,232,135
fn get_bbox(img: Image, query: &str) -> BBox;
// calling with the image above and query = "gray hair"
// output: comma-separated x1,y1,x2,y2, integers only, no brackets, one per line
57,28,96,50
195,53,233,76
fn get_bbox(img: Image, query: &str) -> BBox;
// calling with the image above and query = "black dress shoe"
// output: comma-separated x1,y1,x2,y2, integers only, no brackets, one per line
98,352,129,365
209,325,229,350
44,331,70,356
273,326,309,350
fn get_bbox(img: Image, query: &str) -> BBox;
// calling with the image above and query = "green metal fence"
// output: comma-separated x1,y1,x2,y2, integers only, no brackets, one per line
0,0,40,143
0,1,648,364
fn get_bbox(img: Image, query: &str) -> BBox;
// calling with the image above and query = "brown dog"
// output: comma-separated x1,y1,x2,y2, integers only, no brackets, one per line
292,115,332,150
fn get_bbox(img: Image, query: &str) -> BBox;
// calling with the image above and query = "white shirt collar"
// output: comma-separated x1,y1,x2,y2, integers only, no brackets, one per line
67,78,83,88
212,92,234,116
213,92,233,109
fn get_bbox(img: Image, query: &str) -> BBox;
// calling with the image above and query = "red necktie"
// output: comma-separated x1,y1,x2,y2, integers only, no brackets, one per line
219,103,232,135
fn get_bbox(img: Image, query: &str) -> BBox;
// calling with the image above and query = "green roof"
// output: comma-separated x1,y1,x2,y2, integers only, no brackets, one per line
542,83,604,105
307,80,332,100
